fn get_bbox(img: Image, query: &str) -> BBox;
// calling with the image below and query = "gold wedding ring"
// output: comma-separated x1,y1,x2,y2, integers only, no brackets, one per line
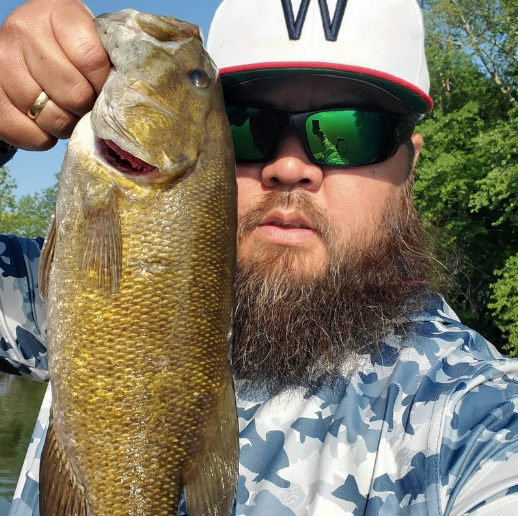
27,91,50,120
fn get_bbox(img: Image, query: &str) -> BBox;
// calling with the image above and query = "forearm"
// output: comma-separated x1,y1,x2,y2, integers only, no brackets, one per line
0,235,49,381
436,358,518,515
320,136,345,165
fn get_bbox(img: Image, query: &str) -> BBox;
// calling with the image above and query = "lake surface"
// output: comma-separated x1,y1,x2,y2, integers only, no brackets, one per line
0,373,47,516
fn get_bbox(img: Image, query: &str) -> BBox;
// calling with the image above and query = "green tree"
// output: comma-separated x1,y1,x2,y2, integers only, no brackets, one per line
489,255,518,353
416,0,518,353
0,166,57,238
420,0,518,104
12,180,58,238
0,166,19,234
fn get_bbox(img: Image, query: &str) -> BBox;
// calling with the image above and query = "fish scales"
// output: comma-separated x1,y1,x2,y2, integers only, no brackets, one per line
38,9,238,516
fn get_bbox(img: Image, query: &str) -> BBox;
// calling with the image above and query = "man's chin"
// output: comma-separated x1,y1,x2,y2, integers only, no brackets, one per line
237,238,330,280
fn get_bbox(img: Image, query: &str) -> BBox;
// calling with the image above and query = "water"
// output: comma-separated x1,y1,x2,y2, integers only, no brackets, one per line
0,373,47,516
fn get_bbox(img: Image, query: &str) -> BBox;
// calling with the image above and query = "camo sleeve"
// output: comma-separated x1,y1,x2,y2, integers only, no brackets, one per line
0,235,48,381
320,135,349,165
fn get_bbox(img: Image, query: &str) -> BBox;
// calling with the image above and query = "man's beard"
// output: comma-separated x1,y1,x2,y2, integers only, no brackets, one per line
232,174,435,396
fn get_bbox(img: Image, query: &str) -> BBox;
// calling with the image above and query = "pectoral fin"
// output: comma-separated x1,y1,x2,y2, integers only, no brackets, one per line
38,209,57,302
40,412,90,516
183,379,239,516
78,182,122,295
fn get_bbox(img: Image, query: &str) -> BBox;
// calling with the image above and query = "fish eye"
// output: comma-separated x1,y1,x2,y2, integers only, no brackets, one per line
189,68,211,88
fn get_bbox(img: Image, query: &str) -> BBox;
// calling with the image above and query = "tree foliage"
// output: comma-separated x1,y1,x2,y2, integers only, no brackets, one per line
0,166,19,234
420,0,518,103
417,0,518,353
12,180,58,238
0,167,57,238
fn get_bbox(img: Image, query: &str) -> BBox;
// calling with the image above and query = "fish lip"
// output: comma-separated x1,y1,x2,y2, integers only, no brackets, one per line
260,210,315,231
95,137,158,177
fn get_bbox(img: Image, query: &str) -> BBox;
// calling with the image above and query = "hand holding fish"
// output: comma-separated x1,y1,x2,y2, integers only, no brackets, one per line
0,0,110,150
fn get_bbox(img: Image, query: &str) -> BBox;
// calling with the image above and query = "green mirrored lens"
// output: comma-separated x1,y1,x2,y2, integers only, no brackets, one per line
226,107,266,160
227,107,283,161
306,111,386,165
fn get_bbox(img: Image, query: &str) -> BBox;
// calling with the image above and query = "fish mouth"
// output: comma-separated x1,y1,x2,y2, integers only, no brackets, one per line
95,138,157,176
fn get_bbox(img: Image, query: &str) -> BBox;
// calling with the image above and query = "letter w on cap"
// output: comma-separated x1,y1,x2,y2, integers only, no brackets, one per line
280,0,348,41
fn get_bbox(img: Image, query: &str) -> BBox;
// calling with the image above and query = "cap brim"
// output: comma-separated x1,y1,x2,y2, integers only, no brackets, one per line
220,62,433,114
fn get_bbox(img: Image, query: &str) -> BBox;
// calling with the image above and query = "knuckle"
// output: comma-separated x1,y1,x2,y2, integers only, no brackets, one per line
52,113,79,140
1,15,30,39
9,130,57,152
77,43,109,76
62,81,95,114
30,135,58,152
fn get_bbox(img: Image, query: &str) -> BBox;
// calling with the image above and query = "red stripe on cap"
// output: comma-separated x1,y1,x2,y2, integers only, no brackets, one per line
220,61,433,112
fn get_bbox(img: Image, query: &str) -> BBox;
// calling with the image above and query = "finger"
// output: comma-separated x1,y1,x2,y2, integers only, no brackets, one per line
32,99,80,140
23,36,98,118
51,1,112,96
0,87,57,151
0,93,76,148
1,42,81,139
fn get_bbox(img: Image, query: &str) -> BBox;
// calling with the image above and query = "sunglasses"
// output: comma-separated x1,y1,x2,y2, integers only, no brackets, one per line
225,106,417,167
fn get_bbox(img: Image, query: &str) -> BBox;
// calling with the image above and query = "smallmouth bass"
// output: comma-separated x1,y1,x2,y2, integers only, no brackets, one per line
38,9,238,516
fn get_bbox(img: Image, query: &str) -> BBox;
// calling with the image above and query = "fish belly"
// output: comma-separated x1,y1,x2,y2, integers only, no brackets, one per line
43,157,236,515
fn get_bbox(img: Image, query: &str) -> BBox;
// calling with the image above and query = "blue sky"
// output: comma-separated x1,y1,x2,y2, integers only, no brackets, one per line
1,0,222,197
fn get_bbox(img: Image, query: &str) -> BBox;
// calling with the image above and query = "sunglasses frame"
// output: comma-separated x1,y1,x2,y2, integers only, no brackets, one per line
226,106,418,167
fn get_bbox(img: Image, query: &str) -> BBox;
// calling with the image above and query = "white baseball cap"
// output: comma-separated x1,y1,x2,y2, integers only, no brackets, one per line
207,0,432,114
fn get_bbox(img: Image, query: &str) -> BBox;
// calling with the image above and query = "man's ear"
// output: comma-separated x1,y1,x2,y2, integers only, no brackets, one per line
411,133,424,168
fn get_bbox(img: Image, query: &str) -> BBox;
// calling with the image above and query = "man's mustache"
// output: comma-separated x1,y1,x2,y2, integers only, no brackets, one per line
237,191,333,247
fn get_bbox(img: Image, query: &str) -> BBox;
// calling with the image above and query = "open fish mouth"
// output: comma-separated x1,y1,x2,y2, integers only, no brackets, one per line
95,137,157,176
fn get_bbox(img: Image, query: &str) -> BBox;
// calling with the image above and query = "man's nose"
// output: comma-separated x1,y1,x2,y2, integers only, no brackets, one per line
261,129,324,190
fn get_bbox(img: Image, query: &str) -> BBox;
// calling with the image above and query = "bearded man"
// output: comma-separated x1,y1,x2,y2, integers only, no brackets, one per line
1,0,518,515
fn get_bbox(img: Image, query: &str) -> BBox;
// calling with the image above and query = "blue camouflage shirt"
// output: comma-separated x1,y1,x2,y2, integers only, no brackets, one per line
2,236,518,516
